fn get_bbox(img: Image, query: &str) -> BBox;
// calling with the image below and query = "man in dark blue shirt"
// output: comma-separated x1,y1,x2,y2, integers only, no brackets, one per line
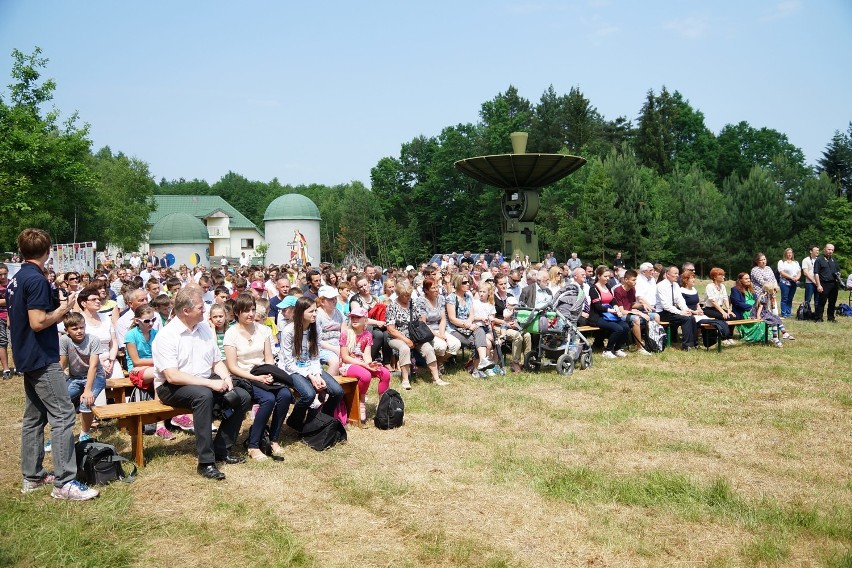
7,228,98,500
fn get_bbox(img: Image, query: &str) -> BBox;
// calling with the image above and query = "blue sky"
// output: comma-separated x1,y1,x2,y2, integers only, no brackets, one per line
1,0,849,187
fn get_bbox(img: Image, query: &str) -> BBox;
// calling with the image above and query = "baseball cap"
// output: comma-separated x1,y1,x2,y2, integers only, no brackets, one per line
349,305,368,318
277,295,297,309
318,285,337,299
250,281,264,291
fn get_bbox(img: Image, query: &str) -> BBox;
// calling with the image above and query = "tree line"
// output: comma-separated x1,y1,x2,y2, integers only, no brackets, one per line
2,49,850,274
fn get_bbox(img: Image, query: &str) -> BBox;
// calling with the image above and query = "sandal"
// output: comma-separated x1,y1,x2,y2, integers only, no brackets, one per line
248,448,268,461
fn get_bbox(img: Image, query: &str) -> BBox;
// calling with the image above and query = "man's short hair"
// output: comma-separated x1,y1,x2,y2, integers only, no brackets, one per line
214,285,230,297
624,269,638,279
17,228,51,260
639,262,654,273
145,278,160,290
174,287,201,314
151,294,171,310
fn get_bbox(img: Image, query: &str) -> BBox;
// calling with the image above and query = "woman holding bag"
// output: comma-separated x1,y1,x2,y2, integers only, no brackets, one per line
386,280,447,389
223,293,292,460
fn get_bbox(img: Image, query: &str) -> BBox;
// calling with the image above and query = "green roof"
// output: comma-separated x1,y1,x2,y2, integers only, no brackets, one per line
264,193,321,221
149,213,210,244
151,195,260,232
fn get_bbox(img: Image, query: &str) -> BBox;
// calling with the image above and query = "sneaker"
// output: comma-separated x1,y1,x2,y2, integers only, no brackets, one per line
637,348,652,356
51,480,99,501
78,432,92,443
602,351,617,359
471,370,488,379
433,377,449,386
21,473,56,494
400,378,412,390
485,368,496,377
2,370,11,380
169,414,195,431
773,339,783,348
477,358,495,371
155,426,176,440
782,332,795,340
493,366,506,375
44,439,51,453
615,349,627,358
722,339,737,346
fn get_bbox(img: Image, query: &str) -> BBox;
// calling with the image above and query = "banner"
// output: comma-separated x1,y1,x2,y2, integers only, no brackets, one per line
49,241,98,274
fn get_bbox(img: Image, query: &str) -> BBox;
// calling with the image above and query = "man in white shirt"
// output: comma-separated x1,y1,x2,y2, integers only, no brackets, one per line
655,266,698,350
634,262,658,315
152,287,251,480
128,252,141,271
801,245,820,308
139,262,154,285
115,288,162,347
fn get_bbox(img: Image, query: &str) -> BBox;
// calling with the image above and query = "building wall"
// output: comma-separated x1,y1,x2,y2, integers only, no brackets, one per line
265,220,320,266
155,243,210,268
229,228,264,259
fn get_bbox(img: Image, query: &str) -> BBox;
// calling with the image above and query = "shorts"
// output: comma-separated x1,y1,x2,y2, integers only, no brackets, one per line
0,318,7,348
66,371,107,413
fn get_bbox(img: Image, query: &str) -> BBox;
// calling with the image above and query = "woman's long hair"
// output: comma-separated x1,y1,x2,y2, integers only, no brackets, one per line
292,296,319,359
735,272,754,294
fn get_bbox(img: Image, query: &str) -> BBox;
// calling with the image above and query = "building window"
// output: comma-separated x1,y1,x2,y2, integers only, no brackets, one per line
241,238,254,249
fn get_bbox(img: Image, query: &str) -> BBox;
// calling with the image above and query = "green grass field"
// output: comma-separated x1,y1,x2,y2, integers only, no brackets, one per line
1,305,850,567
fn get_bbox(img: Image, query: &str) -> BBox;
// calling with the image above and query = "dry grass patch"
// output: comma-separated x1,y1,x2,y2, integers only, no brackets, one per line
0,315,850,566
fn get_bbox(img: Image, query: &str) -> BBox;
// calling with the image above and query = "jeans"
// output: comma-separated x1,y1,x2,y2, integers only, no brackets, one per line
157,376,251,464
594,318,630,352
249,387,292,448
804,282,818,307
66,370,107,413
286,371,343,432
779,280,797,317
22,363,77,487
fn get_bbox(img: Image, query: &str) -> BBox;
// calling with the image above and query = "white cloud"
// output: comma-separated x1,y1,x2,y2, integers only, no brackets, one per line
663,15,710,40
763,0,802,21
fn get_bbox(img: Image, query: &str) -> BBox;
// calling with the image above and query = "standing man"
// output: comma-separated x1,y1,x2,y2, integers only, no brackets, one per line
7,228,99,500
153,287,251,480
814,243,841,323
801,245,820,309
567,252,582,271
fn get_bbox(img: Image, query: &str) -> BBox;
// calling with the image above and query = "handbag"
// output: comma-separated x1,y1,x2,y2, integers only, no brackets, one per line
408,303,434,345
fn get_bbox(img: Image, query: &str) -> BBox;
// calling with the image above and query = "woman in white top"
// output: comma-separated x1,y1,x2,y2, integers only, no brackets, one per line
223,294,292,460
702,267,736,321
777,248,801,318
77,286,121,378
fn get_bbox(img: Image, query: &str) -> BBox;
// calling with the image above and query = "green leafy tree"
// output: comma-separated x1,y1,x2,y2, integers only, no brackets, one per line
668,165,726,272
723,165,792,268
635,87,717,176
0,47,96,249
716,121,806,185
479,85,532,154
90,147,156,250
817,124,852,200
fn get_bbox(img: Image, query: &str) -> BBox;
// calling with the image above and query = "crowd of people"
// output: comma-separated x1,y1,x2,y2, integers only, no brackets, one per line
4,230,846,494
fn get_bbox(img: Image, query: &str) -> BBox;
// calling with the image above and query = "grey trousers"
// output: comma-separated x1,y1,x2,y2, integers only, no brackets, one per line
22,362,77,487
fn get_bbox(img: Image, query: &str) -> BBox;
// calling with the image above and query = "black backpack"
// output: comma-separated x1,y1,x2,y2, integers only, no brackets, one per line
796,301,812,321
75,439,137,485
374,389,405,429
300,413,347,451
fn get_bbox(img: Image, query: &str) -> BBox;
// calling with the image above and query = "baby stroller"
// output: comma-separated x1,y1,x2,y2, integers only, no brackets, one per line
515,304,592,375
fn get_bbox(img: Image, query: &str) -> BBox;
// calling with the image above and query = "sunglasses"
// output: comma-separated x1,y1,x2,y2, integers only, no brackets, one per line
511,279,521,284
461,280,470,285
85,297,101,302
67,277,79,282
136,318,157,325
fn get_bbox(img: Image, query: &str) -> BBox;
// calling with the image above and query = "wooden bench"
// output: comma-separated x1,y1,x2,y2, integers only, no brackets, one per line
105,377,134,403
94,375,360,467
579,321,671,347
700,319,768,352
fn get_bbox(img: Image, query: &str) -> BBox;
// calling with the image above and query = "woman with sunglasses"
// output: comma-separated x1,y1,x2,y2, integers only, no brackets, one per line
446,273,494,374
125,305,174,439
77,285,121,379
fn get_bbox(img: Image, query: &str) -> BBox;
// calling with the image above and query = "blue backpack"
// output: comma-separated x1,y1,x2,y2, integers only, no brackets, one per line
837,303,852,317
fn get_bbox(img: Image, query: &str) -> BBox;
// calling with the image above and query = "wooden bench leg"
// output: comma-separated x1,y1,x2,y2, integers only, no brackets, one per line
120,416,146,467
341,382,360,426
